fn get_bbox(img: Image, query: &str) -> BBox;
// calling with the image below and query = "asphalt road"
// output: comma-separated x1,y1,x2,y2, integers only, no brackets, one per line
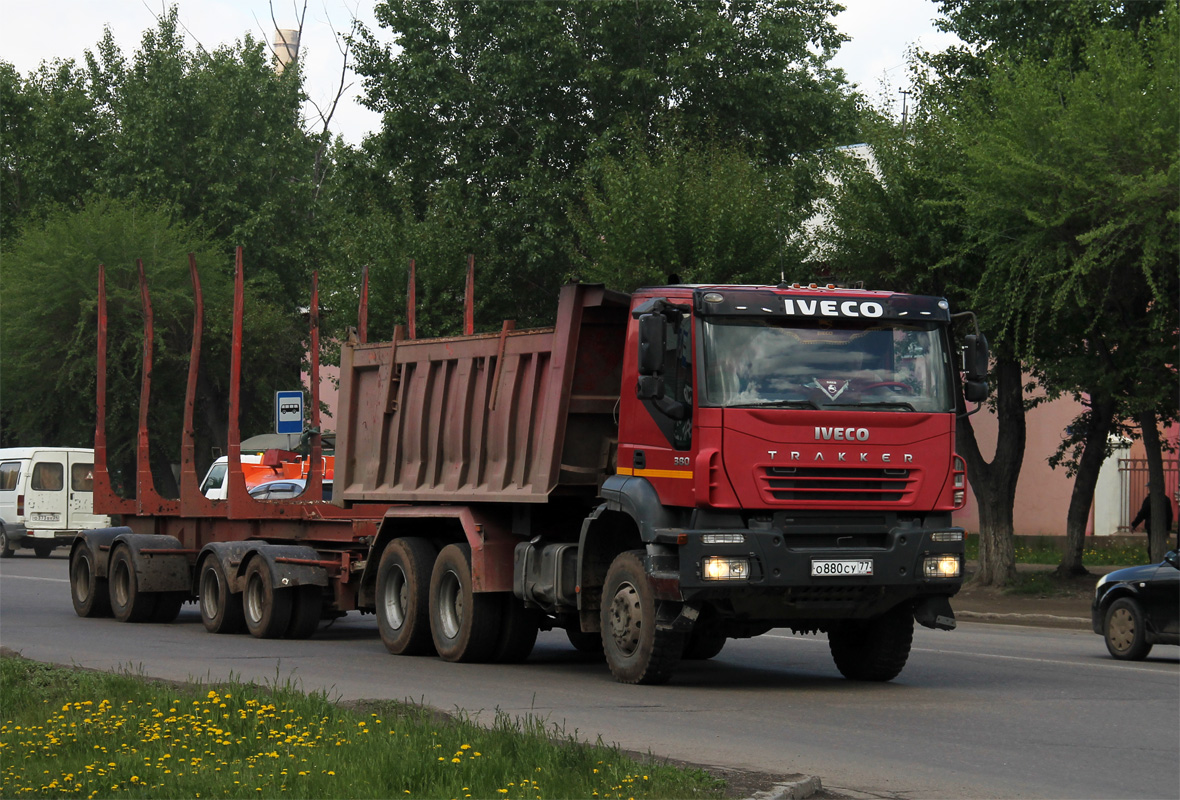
2,552,1177,800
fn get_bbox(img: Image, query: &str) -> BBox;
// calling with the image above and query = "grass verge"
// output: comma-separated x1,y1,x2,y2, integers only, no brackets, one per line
0,655,725,799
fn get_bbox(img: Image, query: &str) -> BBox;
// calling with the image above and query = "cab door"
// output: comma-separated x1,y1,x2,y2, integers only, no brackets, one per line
23,454,68,531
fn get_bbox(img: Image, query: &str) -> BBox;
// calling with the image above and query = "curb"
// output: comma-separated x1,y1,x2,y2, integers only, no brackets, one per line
745,774,822,800
956,610,1090,627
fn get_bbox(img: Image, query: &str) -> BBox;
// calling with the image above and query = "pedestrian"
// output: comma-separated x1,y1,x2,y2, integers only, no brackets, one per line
1130,482,1175,540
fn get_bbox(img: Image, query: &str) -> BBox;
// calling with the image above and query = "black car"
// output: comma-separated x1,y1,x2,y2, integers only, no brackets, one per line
1092,551,1180,660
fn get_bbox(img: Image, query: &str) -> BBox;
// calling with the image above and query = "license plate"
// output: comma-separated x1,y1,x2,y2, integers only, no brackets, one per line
31,513,59,522
811,559,873,577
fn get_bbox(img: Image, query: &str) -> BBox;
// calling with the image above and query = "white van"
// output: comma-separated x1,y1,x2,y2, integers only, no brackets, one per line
0,447,111,558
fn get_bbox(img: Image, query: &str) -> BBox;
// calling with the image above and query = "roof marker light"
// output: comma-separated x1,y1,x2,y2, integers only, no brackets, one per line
704,292,724,303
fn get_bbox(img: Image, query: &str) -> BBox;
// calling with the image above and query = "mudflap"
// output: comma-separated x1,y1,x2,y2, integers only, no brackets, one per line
112,532,192,593
913,595,957,631
73,527,129,576
235,544,328,590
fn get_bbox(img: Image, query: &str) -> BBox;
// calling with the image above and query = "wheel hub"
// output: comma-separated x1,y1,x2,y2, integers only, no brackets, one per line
607,582,641,655
1108,608,1135,652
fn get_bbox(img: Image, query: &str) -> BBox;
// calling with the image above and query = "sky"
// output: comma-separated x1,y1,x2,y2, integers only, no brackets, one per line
0,0,961,145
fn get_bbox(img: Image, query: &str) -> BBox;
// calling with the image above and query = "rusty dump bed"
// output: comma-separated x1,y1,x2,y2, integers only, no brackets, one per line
336,283,630,504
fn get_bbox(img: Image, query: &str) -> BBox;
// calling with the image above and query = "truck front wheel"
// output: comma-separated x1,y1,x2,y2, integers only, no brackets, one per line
828,605,914,682
600,550,684,685
376,537,437,655
429,543,500,662
243,558,292,639
70,544,111,618
109,547,158,623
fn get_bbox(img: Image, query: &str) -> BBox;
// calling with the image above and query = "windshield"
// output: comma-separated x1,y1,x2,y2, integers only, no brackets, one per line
701,318,953,412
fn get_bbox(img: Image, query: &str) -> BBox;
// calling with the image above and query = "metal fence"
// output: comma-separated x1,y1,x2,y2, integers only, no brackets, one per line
1117,458,1179,532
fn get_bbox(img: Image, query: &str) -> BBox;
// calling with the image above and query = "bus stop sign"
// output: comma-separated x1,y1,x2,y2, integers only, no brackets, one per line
275,391,304,435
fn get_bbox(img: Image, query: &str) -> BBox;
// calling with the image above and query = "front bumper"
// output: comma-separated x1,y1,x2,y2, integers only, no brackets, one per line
648,521,964,622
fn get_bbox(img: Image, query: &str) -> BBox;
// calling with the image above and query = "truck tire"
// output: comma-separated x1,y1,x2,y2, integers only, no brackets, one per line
108,546,158,623
0,526,13,558
376,537,437,655
32,541,54,559
151,592,186,624
494,594,539,663
243,558,293,639
683,626,727,660
1104,597,1153,661
566,628,605,659
285,586,323,639
828,605,914,681
429,543,501,663
600,550,685,685
199,557,245,634
70,543,111,618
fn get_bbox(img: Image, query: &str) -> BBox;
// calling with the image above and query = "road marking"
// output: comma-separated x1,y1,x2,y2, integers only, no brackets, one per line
0,575,69,583
763,632,1175,673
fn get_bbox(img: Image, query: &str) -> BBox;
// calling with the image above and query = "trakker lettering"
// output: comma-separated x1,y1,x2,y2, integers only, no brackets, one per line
787,451,914,463
816,426,870,441
784,298,884,318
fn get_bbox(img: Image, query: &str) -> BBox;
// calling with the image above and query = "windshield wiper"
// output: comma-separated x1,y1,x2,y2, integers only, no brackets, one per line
739,398,829,410
842,401,918,412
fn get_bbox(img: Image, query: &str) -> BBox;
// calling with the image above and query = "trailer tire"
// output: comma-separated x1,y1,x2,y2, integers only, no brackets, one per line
151,592,186,624
828,605,914,682
199,557,245,634
32,541,54,559
285,586,323,639
0,527,13,558
70,543,111,618
600,550,684,685
565,628,604,659
109,546,158,623
429,543,501,663
243,558,293,639
494,595,539,663
376,537,437,655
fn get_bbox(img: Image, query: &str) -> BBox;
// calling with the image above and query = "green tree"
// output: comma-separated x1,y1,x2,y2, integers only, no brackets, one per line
0,198,304,491
349,0,857,330
955,7,1179,570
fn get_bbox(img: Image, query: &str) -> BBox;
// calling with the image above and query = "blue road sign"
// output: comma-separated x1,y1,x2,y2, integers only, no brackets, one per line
275,391,304,435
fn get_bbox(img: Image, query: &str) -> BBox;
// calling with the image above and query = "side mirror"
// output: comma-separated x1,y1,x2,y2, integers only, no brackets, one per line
637,314,665,376
1165,551,1179,570
964,380,987,404
636,375,664,401
963,333,989,382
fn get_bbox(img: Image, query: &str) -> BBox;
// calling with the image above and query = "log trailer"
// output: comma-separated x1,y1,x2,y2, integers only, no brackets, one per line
70,250,989,684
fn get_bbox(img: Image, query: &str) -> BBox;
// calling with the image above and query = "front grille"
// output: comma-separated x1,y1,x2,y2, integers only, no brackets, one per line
785,585,884,605
761,466,915,503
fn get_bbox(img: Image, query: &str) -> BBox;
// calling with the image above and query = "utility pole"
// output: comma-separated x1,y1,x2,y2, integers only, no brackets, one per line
899,88,912,135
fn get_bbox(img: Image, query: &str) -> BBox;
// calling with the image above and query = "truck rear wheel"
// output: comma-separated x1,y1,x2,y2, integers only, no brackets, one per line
109,546,158,623
199,557,244,634
32,541,54,559
151,592,186,624
285,586,323,639
429,543,501,662
566,628,605,658
70,543,111,618
376,537,436,655
495,595,539,663
600,550,684,685
683,626,727,660
828,605,914,682
243,558,292,638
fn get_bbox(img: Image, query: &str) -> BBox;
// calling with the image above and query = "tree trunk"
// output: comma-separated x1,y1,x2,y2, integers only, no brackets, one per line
1138,410,1170,562
1057,391,1117,576
957,353,1025,586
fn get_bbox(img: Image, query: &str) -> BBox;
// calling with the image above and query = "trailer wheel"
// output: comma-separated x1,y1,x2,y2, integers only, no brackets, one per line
0,526,13,558
429,543,501,662
494,595,539,663
285,586,323,639
243,558,292,639
199,557,244,634
32,541,54,559
70,543,111,618
600,550,684,685
376,537,437,655
109,547,158,623
151,592,186,624
828,605,914,682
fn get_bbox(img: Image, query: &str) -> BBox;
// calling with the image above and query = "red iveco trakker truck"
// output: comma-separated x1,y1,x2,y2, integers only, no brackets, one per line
70,253,988,685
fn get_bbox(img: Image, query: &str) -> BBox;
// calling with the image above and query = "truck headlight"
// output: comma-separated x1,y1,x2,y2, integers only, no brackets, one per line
923,555,961,579
702,557,749,581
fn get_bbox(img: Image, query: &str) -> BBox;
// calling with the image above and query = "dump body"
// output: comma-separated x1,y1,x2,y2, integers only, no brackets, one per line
336,283,630,504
